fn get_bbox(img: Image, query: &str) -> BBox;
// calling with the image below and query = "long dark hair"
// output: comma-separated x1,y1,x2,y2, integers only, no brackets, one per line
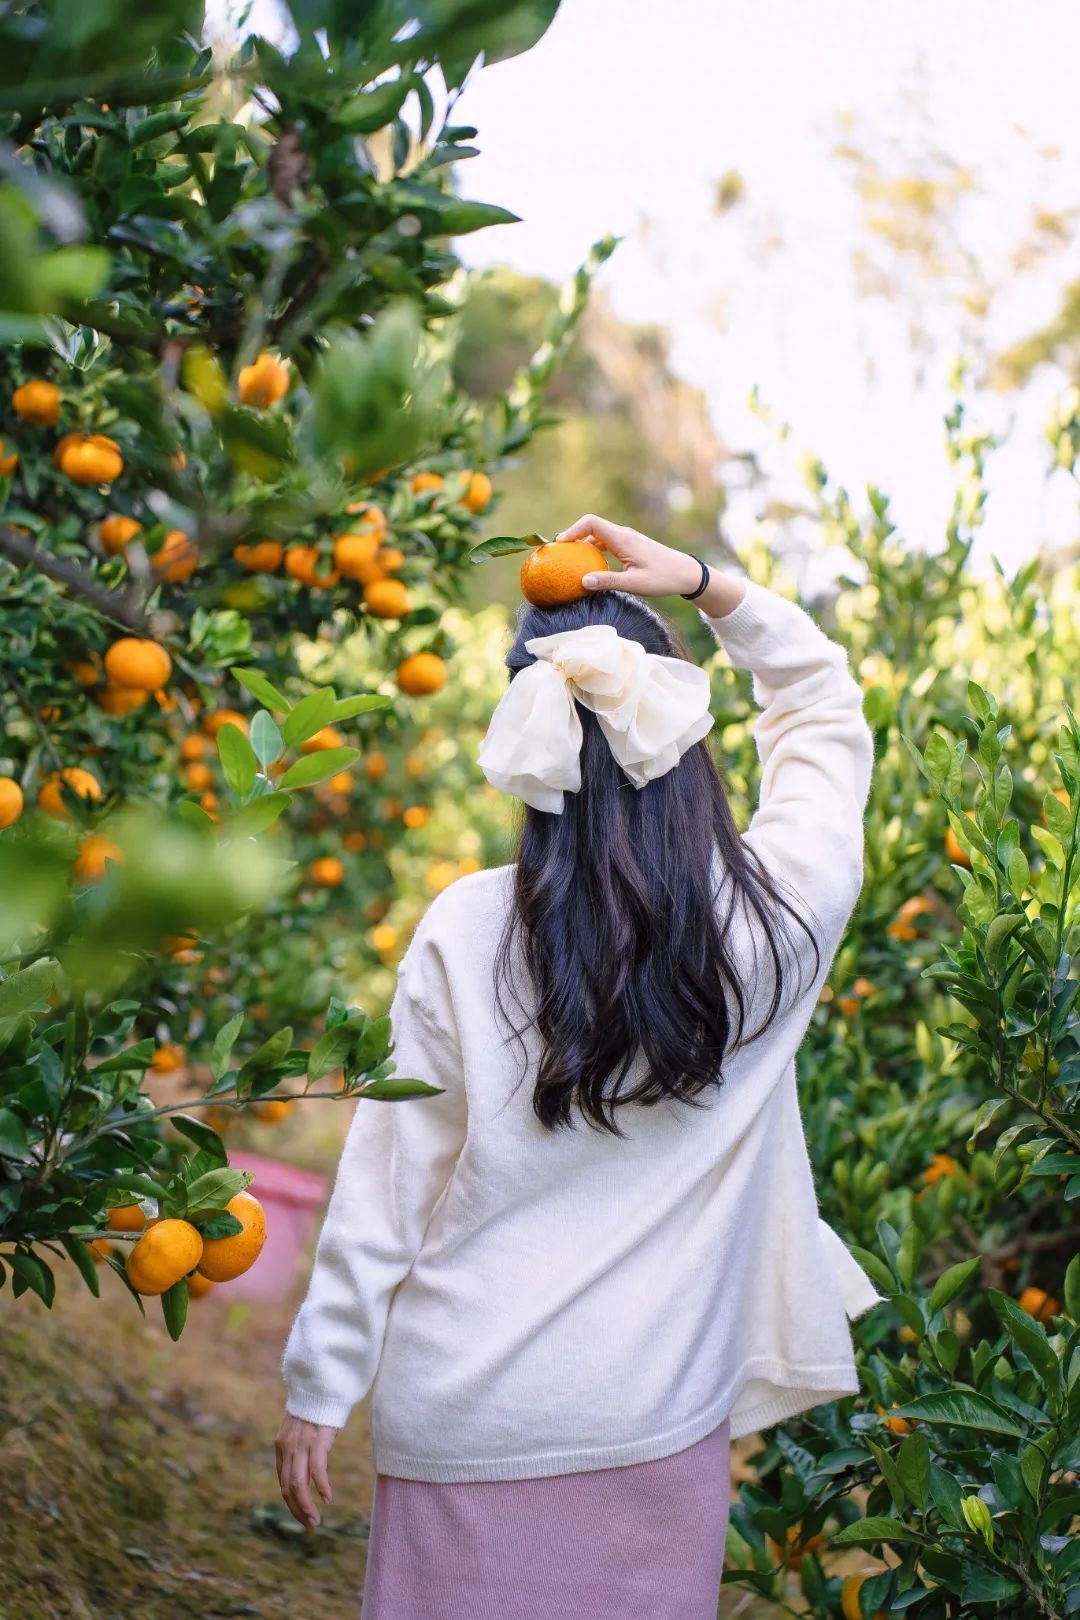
491,587,824,1137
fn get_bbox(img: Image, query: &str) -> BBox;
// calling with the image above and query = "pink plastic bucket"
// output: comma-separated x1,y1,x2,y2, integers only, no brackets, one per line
220,1150,328,1302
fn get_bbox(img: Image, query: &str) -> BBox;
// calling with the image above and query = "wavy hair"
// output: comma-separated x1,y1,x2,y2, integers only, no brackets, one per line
491,587,824,1137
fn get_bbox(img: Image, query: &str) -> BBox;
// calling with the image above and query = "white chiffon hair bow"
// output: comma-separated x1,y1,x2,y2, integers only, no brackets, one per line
476,623,715,814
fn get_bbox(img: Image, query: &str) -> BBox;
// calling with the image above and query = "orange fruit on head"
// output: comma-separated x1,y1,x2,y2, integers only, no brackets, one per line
125,1218,203,1295
196,1190,267,1282
395,652,447,697
99,515,141,555
73,832,123,883
520,539,608,607
364,578,410,619
237,352,289,408
39,767,103,819
309,855,345,887
59,434,123,485
285,545,340,589
233,540,284,572
104,638,171,692
13,379,60,427
151,530,199,583
0,776,24,829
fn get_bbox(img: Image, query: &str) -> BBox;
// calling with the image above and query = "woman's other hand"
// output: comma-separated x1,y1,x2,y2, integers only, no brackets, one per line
554,513,702,598
275,1413,337,1529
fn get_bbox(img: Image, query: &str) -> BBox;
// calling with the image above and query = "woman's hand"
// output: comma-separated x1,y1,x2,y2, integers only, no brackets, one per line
275,1413,337,1529
554,513,702,599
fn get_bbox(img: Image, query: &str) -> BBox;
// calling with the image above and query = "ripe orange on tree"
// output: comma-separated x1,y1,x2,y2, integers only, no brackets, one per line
363,750,388,779
106,1203,147,1233
841,1576,885,1620
0,440,19,476
187,1270,216,1299
104,638,172,691
150,1042,186,1074
378,545,405,574
923,1151,958,1186
343,830,367,852
73,833,123,884
944,809,977,867
364,578,410,618
59,433,123,484
334,531,385,584
309,855,345,887
38,767,102,819
458,470,492,513
233,539,283,572
520,539,608,607
876,1402,913,1433
12,379,60,426
0,776,24,829
196,1191,267,1282
125,1218,204,1295
257,1098,296,1123
395,651,447,696
237,351,290,408
180,735,206,762
1018,1286,1060,1323
99,515,141,555
403,805,430,829
184,761,213,791
345,500,387,535
301,725,344,753
96,684,149,715
202,708,249,738
285,544,340,588
411,470,444,496
151,530,199,582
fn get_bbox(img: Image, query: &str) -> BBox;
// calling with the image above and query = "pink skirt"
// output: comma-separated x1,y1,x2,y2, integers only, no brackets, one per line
359,1416,732,1620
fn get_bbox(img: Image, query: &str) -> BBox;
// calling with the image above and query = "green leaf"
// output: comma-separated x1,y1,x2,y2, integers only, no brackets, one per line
988,1290,1063,1400
237,1028,294,1088
282,688,337,747
330,694,392,721
184,1167,250,1217
848,1244,896,1295
308,1023,356,1082
161,1277,188,1341
354,1014,392,1073
249,711,284,768
6,1249,55,1306
230,667,289,712
895,1430,931,1511
1065,1253,1080,1322
170,1114,228,1166
217,722,258,798
1020,1439,1050,1503
195,1211,243,1240
928,1256,981,1318
279,748,360,791
432,200,521,235
1037,1488,1080,1534
886,1391,1027,1438
469,533,544,561
60,1235,101,1298
90,1038,156,1076
0,1108,30,1157
830,1516,927,1548
177,799,217,833
227,792,291,837
211,1013,244,1082
336,75,416,134
0,957,60,1020
356,1077,445,1100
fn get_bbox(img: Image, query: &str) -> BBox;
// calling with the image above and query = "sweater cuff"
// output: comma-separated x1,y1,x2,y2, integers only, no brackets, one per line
285,1389,354,1429
697,575,777,649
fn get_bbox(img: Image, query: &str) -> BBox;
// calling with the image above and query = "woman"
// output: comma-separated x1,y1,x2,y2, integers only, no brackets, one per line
276,513,883,1619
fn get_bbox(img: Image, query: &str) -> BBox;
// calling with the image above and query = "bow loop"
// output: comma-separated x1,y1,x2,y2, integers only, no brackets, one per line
477,623,714,814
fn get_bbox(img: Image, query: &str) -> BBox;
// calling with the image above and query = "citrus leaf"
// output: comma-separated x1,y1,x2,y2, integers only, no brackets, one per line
230,667,289,712
468,533,544,561
162,1277,188,1341
279,748,360,791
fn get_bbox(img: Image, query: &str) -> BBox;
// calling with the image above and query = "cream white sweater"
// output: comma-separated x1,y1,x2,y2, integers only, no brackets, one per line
281,574,884,1481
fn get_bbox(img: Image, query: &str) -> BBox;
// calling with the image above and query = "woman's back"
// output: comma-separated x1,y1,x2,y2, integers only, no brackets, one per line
282,562,884,1482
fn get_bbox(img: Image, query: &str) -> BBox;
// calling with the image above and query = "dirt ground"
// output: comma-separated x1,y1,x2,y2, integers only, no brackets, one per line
0,1254,787,1620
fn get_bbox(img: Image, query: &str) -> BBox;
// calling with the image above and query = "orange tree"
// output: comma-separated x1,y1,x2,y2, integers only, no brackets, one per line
0,0,617,1333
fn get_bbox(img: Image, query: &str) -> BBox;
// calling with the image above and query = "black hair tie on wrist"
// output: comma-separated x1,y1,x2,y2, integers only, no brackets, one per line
680,554,711,601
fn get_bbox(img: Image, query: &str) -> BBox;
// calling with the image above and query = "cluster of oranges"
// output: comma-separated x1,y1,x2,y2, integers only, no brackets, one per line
11,380,125,485
93,1189,267,1300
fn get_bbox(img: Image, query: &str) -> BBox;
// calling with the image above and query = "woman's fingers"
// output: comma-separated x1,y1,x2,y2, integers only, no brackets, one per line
283,1446,322,1527
554,513,625,551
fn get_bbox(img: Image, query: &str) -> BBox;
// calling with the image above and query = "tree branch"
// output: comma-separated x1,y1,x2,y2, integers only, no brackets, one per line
0,525,151,634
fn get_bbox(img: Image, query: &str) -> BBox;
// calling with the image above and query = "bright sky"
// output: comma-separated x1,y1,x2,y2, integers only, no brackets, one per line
452,0,1080,586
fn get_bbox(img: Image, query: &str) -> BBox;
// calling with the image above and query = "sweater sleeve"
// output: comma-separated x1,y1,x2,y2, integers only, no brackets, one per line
699,574,874,955
280,921,468,1429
